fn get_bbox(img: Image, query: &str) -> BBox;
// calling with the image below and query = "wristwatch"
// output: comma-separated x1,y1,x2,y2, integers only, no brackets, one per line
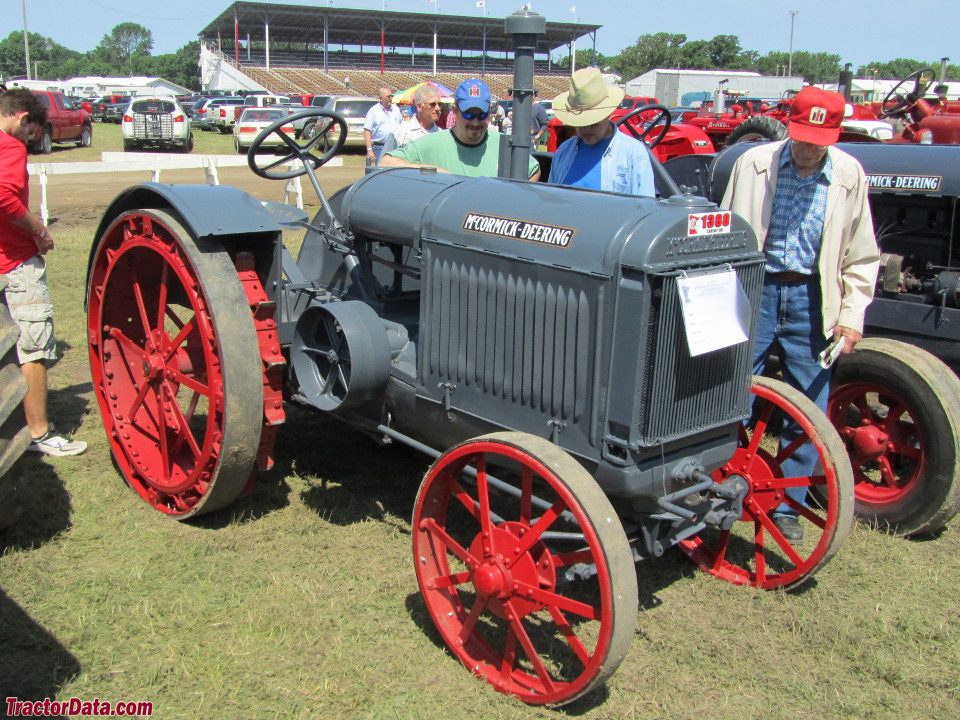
34,228,47,239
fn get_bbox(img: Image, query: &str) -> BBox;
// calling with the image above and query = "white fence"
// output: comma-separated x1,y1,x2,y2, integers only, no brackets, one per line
27,152,343,224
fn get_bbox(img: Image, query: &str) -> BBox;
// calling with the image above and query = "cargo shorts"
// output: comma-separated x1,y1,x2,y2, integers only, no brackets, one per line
3,255,56,364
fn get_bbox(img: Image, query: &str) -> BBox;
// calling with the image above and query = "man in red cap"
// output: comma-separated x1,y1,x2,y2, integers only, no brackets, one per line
721,86,879,544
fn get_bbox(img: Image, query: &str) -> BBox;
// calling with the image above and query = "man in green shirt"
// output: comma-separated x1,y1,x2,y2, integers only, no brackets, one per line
380,78,540,180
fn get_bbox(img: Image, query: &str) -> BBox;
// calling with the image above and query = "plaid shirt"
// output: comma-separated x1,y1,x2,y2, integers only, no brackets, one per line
764,141,833,275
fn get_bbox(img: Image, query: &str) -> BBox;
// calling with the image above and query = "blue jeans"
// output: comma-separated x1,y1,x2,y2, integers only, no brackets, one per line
753,275,832,516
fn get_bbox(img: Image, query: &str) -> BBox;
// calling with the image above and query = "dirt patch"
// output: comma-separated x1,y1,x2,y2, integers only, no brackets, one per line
31,162,365,230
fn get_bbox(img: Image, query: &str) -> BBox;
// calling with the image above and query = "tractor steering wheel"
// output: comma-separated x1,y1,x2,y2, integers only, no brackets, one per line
247,108,348,180
613,104,672,148
881,68,936,119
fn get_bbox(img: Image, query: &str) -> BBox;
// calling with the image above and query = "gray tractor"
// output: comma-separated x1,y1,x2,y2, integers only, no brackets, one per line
84,12,854,706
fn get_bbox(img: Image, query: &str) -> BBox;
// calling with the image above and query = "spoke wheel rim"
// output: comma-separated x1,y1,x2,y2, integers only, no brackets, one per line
412,433,636,706
678,377,853,591
87,210,264,517
829,381,923,504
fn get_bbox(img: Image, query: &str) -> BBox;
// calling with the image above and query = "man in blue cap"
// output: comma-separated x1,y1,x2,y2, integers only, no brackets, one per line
381,78,540,179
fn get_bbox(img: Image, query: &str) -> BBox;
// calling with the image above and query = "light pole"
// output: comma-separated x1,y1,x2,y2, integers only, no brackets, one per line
787,10,798,77
21,0,31,80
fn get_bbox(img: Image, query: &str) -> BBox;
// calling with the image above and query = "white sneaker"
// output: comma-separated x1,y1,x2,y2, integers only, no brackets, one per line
28,426,87,457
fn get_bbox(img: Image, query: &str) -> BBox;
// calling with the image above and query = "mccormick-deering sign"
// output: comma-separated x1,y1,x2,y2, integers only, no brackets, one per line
462,213,574,248
866,174,943,192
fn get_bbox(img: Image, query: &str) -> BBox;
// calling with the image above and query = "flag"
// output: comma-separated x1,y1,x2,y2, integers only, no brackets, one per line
476,0,485,6
569,6,576,13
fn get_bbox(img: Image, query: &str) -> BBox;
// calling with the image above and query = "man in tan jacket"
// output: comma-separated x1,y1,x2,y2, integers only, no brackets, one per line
721,87,879,544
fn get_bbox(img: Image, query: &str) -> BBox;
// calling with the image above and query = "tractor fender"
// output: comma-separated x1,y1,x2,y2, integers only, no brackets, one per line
86,182,285,305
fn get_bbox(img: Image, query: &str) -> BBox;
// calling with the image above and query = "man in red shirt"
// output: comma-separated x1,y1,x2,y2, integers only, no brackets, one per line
0,89,86,456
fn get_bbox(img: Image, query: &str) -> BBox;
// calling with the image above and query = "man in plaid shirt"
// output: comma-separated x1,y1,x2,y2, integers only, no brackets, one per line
721,87,879,544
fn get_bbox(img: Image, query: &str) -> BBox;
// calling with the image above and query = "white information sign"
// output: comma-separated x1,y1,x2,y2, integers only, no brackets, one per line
676,268,750,357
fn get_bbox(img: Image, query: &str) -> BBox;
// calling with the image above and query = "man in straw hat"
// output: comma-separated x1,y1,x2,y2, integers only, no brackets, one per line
721,86,879,545
548,67,655,196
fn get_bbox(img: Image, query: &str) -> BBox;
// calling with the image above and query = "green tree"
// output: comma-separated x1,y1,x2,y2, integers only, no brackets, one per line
855,58,941,79
554,48,606,72
750,50,841,84
707,35,744,69
0,31,81,80
611,32,687,80
96,22,154,73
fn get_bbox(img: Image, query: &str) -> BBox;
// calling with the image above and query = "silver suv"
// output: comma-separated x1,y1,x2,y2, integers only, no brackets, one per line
121,97,194,153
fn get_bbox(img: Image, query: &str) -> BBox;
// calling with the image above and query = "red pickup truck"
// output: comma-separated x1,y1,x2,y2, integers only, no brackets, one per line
30,91,93,154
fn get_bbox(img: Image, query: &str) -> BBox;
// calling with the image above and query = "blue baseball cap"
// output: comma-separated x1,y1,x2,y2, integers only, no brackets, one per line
455,78,491,113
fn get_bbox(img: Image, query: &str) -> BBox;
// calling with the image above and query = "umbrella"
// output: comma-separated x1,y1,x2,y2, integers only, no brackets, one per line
393,81,455,105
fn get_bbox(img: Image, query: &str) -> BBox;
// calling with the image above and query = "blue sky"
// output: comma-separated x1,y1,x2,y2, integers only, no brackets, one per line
5,0,955,73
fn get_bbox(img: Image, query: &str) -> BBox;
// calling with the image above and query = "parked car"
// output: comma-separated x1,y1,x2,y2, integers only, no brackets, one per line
302,96,376,147
233,106,295,153
29,91,92,153
178,95,205,117
120,96,193,153
214,94,296,134
193,97,245,131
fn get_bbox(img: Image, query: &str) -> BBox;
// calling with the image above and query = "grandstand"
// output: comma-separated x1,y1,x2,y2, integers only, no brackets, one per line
198,2,601,99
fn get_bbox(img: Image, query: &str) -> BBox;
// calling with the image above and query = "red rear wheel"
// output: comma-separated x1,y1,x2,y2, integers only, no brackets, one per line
87,209,266,518
412,432,637,706
679,376,853,591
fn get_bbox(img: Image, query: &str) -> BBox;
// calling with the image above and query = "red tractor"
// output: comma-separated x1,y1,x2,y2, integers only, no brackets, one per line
546,103,715,163
865,68,960,145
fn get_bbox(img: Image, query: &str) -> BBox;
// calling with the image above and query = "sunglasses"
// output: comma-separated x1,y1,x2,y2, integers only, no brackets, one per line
460,110,489,121
421,101,442,108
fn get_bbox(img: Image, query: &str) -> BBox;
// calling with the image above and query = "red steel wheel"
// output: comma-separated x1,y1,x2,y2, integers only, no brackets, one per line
679,376,854,591
87,209,265,518
412,432,637,706
829,338,960,536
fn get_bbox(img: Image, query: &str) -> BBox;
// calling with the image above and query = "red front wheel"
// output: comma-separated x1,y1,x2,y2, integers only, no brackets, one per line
412,432,637,706
87,209,266,518
680,376,854,591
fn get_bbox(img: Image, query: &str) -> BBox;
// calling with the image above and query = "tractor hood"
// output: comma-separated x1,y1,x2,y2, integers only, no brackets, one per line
709,142,960,203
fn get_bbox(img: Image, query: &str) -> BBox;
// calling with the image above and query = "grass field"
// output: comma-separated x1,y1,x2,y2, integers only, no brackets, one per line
1,129,960,720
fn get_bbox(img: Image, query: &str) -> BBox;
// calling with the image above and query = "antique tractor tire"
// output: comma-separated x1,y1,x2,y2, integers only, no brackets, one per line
726,115,787,145
87,208,271,518
679,376,854,591
412,432,638,706
0,278,32,531
828,338,960,536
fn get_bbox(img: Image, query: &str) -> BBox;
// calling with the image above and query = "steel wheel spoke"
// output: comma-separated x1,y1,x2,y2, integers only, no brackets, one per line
756,512,805,566
521,582,600,621
458,595,488,645
519,466,533,525
506,499,566,568
110,328,148,362
551,548,596,567
504,600,555,694
775,432,809,465
131,268,155,337
164,317,198,361
547,604,591,667
419,517,477,568
746,400,773,456
753,520,766,583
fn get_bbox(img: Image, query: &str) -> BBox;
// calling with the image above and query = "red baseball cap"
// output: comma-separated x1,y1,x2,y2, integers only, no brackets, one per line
788,87,845,145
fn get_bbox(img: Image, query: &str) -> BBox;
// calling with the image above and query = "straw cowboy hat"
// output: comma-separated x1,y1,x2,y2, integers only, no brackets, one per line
553,67,626,127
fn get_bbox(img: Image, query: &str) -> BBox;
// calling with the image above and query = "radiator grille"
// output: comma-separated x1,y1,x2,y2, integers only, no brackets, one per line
424,255,593,422
637,262,764,445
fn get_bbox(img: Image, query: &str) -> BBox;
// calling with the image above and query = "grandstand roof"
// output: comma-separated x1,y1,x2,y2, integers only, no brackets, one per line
200,2,600,55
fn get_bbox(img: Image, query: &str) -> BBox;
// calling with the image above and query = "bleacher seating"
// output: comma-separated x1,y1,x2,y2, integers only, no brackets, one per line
240,64,571,100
